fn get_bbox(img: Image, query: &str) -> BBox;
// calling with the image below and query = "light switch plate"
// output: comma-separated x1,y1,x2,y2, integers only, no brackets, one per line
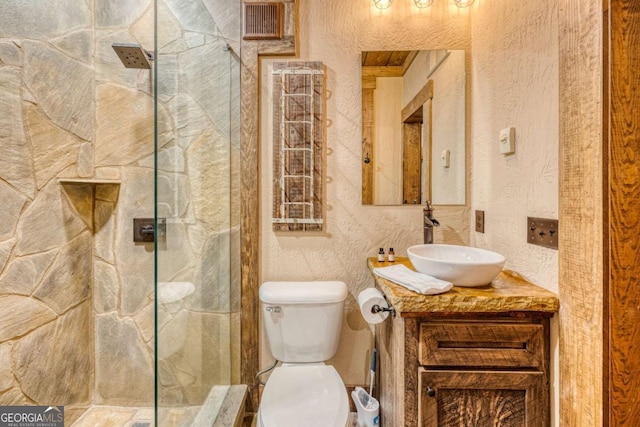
499,127,515,155
475,210,485,233
441,149,451,168
527,217,558,249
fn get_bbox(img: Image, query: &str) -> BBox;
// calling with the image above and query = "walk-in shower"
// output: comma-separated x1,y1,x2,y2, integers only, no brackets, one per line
0,0,240,425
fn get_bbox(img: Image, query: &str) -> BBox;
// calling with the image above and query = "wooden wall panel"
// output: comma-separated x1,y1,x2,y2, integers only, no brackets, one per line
402,123,422,204
375,310,406,427
362,88,374,204
240,0,298,411
558,0,605,425
240,41,262,413
607,0,640,425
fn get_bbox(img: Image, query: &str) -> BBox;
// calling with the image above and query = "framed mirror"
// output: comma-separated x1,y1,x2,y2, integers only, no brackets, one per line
361,50,466,206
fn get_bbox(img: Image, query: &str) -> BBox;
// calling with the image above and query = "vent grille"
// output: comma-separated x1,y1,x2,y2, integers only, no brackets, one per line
243,2,283,40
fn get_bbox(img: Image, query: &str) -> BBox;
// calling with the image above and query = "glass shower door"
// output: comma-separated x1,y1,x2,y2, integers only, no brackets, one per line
153,0,241,424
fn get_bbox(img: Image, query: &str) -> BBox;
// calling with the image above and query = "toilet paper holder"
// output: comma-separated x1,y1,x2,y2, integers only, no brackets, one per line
371,294,396,318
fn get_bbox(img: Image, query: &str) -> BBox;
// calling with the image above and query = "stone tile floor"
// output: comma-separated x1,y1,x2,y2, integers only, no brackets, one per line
70,385,243,426
72,406,359,426
71,406,200,427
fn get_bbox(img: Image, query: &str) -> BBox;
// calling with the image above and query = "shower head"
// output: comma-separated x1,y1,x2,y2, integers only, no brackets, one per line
112,43,153,69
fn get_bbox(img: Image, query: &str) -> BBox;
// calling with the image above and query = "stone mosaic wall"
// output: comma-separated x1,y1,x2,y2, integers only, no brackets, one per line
0,2,98,420
0,0,240,419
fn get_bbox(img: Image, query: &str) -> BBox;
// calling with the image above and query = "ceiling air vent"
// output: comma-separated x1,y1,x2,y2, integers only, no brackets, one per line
243,2,283,40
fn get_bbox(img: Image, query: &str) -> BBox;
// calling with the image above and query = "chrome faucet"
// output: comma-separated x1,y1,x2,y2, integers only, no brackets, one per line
423,201,440,244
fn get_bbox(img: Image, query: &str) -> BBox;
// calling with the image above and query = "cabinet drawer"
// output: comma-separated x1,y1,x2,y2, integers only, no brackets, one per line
419,322,545,369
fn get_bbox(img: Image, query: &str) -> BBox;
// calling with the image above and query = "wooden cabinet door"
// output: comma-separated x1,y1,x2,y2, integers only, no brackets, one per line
419,369,548,427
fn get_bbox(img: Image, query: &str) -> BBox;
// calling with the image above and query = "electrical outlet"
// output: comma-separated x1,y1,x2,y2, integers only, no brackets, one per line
475,210,485,233
527,217,558,249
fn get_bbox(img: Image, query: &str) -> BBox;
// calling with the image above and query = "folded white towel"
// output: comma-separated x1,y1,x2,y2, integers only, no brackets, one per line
373,264,453,295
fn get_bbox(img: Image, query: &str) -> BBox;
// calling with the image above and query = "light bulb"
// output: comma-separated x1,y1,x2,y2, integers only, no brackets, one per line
454,0,474,7
413,0,434,7
374,0,393,8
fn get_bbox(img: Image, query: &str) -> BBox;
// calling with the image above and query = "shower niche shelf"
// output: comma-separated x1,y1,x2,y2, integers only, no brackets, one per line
59,179,121,231
58,178,121,185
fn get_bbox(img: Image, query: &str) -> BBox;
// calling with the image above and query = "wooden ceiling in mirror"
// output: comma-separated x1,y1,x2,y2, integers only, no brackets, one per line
361,50,420,77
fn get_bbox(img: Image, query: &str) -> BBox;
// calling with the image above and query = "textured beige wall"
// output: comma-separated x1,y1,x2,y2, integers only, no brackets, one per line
373,77,403,205
430,50,466,205
469,0,559,424
260,0,472,386
469,0,559,290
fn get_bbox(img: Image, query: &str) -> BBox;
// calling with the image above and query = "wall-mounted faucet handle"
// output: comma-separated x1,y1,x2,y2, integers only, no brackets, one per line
133,218,166,243
139,225,154,236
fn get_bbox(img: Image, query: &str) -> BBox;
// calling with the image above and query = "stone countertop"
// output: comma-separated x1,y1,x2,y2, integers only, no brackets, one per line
367,257,559,316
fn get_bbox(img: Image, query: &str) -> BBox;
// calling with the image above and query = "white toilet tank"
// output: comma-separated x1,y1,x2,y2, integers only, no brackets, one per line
260,281,348,363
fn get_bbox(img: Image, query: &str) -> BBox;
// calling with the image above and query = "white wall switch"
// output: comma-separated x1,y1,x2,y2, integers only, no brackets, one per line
499,127,516,155
441,149,451,168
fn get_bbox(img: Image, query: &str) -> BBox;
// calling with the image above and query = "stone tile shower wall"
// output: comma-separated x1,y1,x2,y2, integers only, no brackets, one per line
0,2,98,422
0,0,240,421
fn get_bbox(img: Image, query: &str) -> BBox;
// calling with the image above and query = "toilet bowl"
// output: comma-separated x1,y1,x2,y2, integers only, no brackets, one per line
258,281,350,427
257,364,349,427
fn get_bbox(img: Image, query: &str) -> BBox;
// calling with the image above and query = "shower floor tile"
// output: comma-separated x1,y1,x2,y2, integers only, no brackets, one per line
71,405,200,427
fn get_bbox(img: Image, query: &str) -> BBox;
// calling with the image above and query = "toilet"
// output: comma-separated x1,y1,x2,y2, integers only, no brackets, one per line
257,281,350,427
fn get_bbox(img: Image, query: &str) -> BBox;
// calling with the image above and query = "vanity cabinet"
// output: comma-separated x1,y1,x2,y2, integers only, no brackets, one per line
376,314,551,427
368,257,558,427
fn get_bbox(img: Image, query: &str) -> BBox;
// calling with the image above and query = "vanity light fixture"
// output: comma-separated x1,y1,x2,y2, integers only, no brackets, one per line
375,0,474,9
413,0,434,7
374,0,393,9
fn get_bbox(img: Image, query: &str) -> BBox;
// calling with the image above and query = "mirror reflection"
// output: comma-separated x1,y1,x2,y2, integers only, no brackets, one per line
361,50,466,206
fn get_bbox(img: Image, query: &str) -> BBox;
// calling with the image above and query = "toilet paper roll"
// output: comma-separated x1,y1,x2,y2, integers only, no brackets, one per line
357,288,389,325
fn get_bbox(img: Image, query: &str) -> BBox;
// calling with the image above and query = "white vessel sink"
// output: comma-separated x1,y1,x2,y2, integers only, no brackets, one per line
407,244,506,287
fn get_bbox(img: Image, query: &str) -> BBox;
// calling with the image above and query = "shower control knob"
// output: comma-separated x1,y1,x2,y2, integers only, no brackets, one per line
133,218,163,243
140,225,154,236
426,386,436,397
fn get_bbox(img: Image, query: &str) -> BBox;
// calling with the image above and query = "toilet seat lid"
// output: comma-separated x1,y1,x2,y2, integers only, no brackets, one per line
260,365,349,427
